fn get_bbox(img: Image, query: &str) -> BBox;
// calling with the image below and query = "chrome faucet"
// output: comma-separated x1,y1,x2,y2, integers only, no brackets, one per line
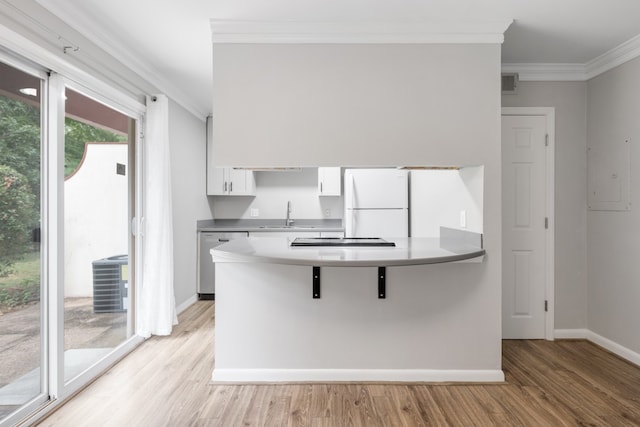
286,200,294,226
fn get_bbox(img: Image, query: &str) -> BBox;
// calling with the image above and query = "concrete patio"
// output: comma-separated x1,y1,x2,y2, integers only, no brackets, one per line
0,298,127,418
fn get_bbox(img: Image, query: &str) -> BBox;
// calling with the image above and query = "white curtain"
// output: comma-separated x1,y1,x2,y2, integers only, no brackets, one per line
138,94,177,337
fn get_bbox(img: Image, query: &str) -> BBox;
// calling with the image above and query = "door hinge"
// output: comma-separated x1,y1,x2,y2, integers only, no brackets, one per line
545,300,548,312
544,217,549,229
545,134,549,146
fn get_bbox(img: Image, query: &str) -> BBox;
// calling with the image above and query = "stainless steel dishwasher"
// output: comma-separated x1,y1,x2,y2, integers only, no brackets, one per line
197,231,248,299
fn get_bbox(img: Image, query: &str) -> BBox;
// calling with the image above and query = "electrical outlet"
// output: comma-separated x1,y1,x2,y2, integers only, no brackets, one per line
250,208,259,217
324,208,331,218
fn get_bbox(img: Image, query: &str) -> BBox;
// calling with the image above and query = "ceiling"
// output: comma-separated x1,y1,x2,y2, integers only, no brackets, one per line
33,0,640,118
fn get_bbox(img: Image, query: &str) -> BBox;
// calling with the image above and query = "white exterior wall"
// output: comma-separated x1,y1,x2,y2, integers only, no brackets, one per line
64,143,128,297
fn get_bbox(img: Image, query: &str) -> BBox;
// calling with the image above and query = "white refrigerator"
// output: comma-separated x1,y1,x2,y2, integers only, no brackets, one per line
344,169,409,238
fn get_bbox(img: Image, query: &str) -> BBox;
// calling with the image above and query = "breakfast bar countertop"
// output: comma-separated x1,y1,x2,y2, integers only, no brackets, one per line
211,236,485,267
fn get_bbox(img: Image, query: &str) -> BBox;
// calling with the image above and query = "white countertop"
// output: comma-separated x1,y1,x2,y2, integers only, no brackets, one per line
211,236,485,267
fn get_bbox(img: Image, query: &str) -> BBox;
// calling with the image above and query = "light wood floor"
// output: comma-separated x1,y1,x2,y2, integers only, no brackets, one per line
37,301,640,426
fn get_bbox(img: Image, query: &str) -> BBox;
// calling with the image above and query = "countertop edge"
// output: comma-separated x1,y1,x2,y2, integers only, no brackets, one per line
211,247,485,267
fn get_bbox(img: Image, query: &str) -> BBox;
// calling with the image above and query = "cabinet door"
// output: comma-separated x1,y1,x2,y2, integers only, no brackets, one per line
318,167,341,196
207,167,228,195
228,169,256,196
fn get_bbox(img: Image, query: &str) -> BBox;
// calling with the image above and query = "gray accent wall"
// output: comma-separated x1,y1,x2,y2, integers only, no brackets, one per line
502,81,588,330
169,100,212,308
587,57,640,354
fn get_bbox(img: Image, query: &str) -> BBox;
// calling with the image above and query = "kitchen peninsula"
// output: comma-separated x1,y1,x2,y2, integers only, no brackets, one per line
210,228,503,383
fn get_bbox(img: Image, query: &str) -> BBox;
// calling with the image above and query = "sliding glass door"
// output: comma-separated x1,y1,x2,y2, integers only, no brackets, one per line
0,59,47,423
0,51,144,426
62,86,135,383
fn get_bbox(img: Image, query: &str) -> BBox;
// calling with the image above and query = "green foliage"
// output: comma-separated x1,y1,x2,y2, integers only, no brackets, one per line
0,95,128,182
0,96,41,200
0,94,126,282
0,279,40,309
64,117,127,176
0,165,37,276
0,246,40,311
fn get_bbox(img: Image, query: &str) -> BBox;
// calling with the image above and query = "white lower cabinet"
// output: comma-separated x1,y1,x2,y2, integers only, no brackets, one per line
208,167,256,196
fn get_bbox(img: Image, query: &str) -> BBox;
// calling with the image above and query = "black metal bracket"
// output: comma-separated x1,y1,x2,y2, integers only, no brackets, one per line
378,267,386,299
312,266,320,299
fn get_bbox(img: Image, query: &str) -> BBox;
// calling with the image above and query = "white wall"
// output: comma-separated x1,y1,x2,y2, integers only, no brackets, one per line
502,81,588,330
64,143,129,297
212,42,503,372
212,44,502,168
169,100,211,308
211,168,343,220
410,167,484,237
587,57,640,354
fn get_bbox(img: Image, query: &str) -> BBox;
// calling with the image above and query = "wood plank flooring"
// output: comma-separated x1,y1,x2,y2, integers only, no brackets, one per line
37,301,640,426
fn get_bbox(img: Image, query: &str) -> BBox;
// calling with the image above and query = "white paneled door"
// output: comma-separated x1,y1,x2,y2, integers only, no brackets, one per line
502,115,548,339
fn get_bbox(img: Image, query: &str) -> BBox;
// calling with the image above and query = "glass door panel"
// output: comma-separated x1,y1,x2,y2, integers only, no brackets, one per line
62,87,133,383
0,62,44,421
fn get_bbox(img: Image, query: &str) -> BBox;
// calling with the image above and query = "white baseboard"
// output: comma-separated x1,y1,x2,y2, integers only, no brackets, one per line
176,294,198,315
554,328,640,367
586,330,640,367
211,368,505,383
554,328,588,339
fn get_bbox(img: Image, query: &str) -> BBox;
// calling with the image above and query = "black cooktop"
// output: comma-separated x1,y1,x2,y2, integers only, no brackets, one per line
290,237,395,247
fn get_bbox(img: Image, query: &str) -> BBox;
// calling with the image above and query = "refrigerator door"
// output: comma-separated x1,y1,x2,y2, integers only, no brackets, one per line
345,169,408,209
345,209,408,238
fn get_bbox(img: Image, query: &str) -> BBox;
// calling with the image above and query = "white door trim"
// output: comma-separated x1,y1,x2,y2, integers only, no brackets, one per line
502,107,555,341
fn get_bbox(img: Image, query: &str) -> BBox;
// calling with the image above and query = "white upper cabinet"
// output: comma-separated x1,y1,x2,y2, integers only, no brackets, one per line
318,167,341,196
208,167,256,196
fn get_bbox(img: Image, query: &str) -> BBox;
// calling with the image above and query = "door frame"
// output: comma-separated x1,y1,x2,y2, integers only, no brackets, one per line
53,76,146,401
502,107,555,341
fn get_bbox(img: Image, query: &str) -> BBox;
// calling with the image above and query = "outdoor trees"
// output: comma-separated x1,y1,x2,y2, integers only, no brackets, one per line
0,97,39,278
0,94,125,280
0,165,37,276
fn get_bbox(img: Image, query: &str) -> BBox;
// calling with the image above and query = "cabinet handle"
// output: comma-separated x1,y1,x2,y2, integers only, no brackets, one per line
224,181,227,192
230,181,233,193
320,182,323,193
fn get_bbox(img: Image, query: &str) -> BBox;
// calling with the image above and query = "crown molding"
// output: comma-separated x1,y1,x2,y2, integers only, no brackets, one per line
501,63,587,81
503,33,640,82
210,20,513,44
585,33,640,79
